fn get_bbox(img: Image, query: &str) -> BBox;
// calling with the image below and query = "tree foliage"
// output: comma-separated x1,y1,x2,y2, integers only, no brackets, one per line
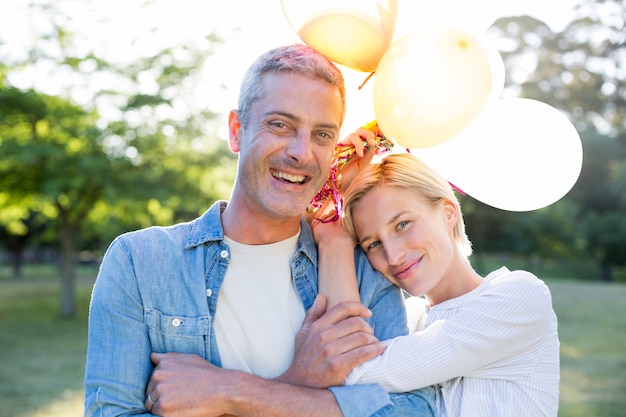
476,0,626,280
0,1,236,315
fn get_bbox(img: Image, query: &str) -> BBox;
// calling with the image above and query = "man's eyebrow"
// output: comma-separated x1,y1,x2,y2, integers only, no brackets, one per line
263,110,299,121
263,111,339,131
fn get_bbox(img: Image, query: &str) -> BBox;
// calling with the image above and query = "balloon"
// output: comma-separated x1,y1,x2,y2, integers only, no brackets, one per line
280,0,398,72
412,98,583,211
393,0,500,38
373,27,495,148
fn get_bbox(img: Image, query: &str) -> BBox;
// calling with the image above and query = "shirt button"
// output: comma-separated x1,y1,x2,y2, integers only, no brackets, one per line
206,288,213,297
171,318,182,327
220,250,228,258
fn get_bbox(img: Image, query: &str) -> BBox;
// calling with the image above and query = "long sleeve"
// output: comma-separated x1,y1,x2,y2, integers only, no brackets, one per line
329,247,436,416
84,238,155,416
345,268,558,393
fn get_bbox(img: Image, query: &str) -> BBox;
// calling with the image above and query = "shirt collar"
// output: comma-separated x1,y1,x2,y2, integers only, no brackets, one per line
184,200,318,267
184,201,227,249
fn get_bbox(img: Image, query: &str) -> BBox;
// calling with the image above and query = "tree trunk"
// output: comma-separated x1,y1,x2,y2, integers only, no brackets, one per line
10,247,23,279
59,209,77,317
599,264,613,282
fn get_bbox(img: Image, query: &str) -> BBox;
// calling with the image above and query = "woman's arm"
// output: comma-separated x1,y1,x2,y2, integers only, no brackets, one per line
345,270,558,392
310,127,377,310
313,219,361,309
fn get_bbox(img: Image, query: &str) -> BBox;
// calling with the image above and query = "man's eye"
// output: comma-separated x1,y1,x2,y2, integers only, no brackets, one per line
397,220,409,231
315,131,335,141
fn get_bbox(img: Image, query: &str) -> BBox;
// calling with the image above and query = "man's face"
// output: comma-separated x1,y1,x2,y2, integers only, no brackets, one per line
230,72,344,219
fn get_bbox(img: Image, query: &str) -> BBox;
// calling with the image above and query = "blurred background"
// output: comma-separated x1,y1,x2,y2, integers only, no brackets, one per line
0,0,624,416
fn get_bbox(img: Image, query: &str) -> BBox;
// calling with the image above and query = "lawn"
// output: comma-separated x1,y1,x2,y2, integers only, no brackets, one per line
0,264,625,417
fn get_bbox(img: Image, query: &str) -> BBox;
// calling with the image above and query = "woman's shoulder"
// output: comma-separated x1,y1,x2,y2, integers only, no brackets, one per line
483,266,554,311
486,266,546,289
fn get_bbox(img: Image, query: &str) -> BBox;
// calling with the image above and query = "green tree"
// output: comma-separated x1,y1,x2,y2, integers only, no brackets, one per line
481,0,626,280
0,1,236,315
0,86,117,315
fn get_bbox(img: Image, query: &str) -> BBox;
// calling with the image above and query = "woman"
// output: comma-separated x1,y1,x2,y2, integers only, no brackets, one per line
314,152,560,416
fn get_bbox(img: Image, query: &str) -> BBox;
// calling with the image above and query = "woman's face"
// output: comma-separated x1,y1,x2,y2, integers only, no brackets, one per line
352,184,457,298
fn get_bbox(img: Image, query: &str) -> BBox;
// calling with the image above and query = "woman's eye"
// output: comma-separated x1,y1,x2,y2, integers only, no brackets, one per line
397,220,409,230
366,240,381,251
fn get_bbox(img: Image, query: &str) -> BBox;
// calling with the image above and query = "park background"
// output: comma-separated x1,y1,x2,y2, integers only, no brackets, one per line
1,0,625,416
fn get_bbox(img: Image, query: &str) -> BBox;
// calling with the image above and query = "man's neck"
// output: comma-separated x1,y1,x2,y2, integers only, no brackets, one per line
221,200,302,245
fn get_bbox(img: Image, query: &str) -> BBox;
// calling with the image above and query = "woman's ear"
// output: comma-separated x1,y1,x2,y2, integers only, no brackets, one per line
228,110,242,153
442,199,458,229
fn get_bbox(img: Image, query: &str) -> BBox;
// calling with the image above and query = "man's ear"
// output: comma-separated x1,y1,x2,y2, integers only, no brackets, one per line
228,110,242,153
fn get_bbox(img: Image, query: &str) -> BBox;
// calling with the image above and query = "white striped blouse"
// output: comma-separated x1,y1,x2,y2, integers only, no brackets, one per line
345,267,560,416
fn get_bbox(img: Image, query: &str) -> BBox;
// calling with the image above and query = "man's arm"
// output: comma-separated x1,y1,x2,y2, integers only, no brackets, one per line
146,298,385,417
146,293,436,417
84,238,155,417
146,353,342,417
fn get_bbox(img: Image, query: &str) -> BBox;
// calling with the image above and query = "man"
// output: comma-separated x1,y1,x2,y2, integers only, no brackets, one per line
84,44,435,417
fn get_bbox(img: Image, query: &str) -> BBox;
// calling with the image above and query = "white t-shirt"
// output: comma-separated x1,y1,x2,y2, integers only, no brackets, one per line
214,233,305,378
345,267,560,417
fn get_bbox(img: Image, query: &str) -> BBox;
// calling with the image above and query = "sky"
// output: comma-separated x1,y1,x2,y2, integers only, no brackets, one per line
0,0,585,132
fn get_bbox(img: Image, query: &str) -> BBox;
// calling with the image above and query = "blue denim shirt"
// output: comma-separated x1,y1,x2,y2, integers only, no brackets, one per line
84,201,435,417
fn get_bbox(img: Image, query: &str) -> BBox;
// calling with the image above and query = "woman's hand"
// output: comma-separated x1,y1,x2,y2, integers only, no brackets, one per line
336,127,377,193
311,212,354,247
305,125,380,225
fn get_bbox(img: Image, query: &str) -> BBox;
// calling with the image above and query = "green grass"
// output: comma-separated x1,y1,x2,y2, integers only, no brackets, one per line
0,264,96,417
1,264,625,417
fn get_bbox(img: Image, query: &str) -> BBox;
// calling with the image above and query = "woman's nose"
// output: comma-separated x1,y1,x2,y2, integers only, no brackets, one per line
384,239,406,266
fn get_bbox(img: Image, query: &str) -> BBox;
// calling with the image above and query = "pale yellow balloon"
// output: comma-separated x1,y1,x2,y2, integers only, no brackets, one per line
374,27,494,148
281,1,398,72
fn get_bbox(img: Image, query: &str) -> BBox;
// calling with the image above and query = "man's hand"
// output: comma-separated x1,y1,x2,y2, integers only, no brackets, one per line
277,295,385,388
146,352,236,417
145,351,343,417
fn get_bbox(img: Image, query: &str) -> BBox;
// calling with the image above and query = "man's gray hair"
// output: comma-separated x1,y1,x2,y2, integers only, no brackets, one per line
237,44,346,129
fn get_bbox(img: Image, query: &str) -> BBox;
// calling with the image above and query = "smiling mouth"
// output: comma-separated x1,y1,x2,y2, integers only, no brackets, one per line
393,257,422,280
271,169,308,185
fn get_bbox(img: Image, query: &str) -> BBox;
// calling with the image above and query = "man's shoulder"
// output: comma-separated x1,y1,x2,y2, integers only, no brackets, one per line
115,201,224,249
117,218,194,245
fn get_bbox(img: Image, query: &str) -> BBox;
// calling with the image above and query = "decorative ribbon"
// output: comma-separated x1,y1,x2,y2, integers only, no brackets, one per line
308,121,394,222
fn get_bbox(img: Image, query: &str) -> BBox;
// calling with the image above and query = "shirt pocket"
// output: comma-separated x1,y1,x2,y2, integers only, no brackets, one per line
145,307,211,357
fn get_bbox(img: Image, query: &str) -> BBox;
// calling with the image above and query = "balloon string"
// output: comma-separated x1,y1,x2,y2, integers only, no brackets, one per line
449,183,466,195
358,71,375,90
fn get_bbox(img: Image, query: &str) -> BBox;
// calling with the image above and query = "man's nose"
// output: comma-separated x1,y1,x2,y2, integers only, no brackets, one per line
286,130,313,164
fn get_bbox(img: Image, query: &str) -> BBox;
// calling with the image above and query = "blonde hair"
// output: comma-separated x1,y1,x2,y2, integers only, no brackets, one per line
342,153,472,258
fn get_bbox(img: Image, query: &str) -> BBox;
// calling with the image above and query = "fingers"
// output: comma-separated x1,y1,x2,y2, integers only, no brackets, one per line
303,294,328,326
145,391,157,413
338,128,376,157
309,302,379,360
323,300,373,325
150,351,166,364
323,333,385,373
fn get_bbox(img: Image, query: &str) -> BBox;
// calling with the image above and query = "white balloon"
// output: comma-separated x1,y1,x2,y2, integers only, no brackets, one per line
393,0,500,39
412,98,583,211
